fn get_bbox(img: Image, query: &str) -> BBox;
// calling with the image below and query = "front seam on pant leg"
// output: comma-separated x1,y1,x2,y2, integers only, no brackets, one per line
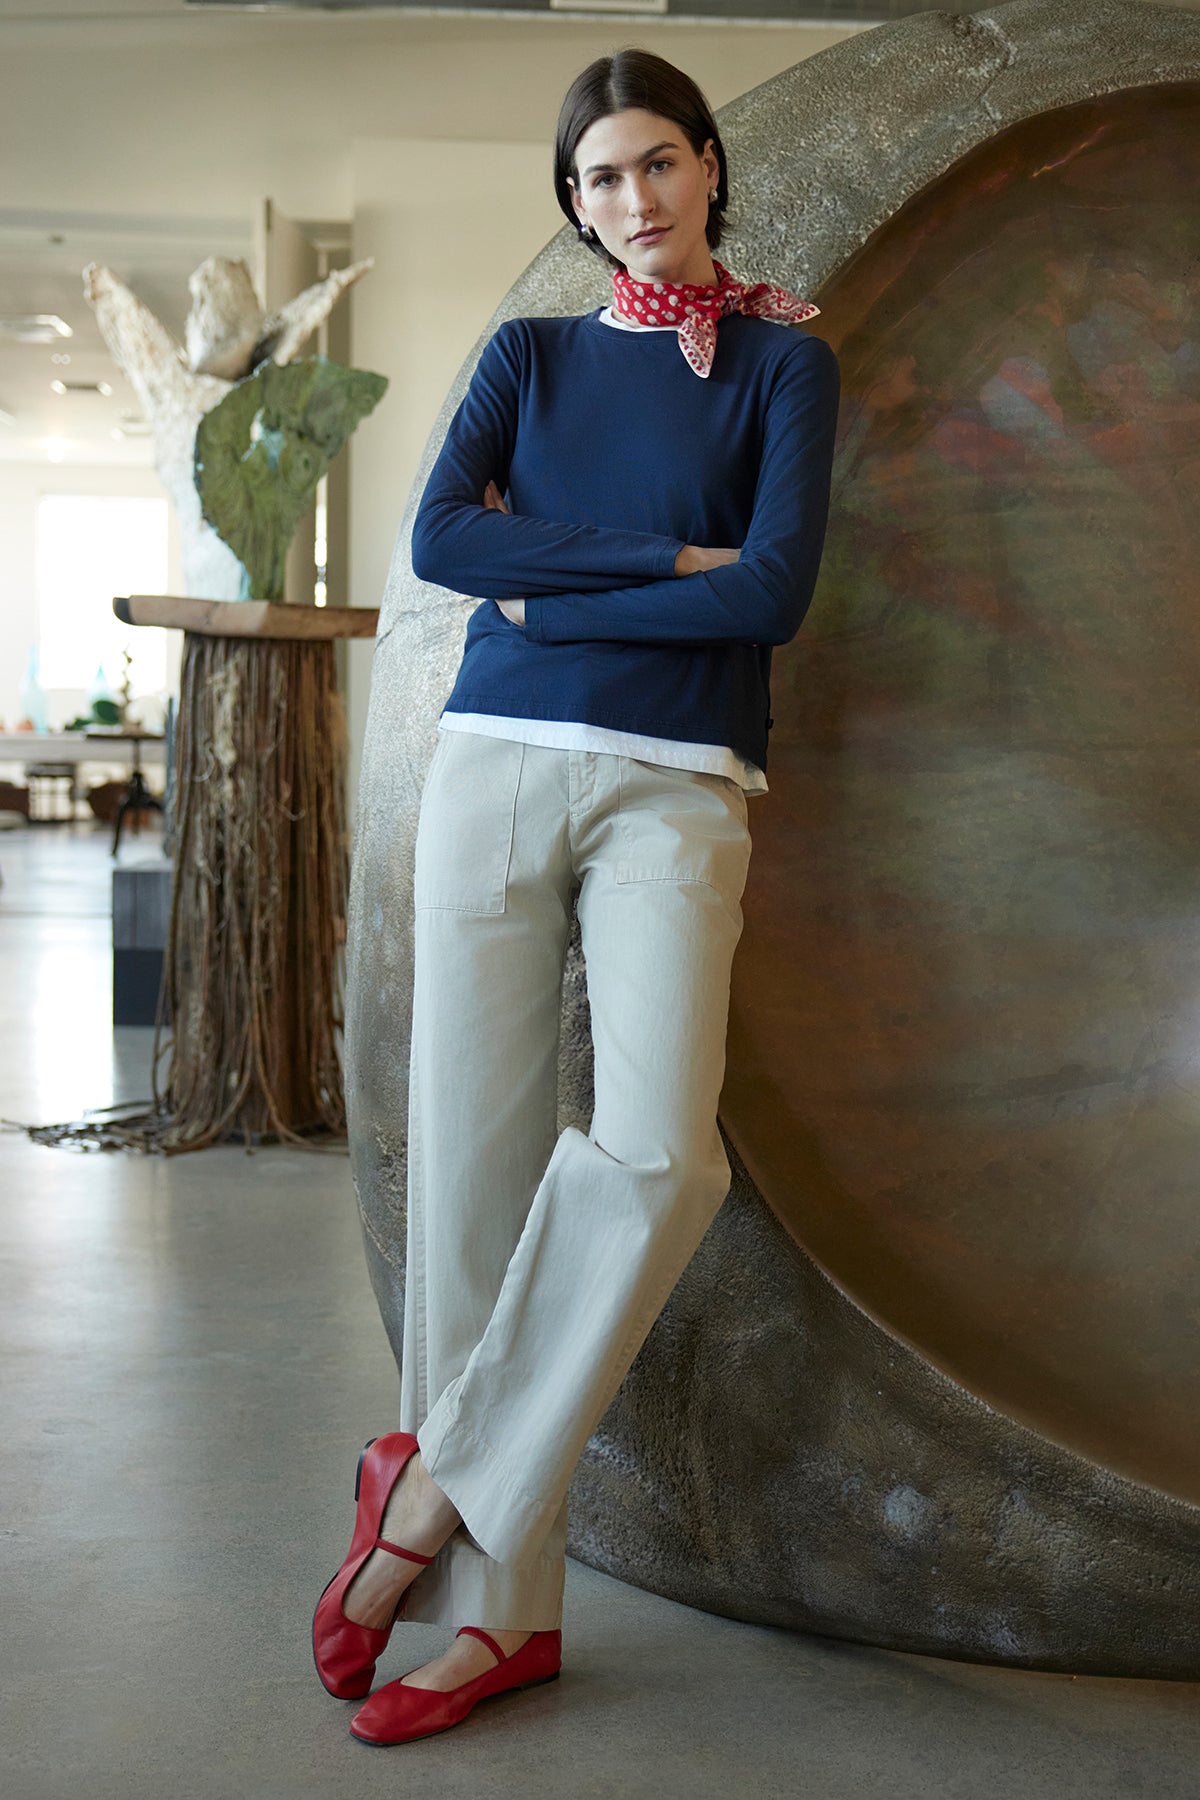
399,1023,430,1430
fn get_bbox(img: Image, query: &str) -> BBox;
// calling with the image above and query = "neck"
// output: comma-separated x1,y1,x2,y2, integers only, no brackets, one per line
619,248,719,290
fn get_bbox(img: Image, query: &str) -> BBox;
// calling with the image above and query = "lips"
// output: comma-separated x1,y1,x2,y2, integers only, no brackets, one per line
631,227,670,245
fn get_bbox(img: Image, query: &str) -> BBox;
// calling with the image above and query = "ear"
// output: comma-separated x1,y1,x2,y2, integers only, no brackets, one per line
700,138,719,190
566,175,588,228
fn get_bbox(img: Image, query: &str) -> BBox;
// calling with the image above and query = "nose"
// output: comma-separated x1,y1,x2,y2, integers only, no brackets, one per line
626,174,656,220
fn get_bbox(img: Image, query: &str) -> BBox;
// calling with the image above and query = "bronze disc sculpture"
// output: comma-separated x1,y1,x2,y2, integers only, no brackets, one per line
346,0,1200,1674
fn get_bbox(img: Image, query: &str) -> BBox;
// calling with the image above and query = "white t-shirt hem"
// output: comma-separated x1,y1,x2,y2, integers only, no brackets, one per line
439,711,768,796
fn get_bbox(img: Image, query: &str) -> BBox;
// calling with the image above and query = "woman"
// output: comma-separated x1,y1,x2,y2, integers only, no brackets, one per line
313,47,840,1747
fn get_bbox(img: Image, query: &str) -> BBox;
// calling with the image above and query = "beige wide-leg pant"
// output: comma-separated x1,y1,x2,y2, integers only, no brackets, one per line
396,729,753,1630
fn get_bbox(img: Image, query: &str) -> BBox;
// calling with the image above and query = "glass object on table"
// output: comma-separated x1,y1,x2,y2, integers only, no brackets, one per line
18,647,48,734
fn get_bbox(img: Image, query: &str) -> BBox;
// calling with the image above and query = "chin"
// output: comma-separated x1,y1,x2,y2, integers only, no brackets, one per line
629,234,676,259
628,233,708,277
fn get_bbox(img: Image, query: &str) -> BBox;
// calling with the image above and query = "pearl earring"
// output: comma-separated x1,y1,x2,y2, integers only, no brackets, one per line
708,189,718,204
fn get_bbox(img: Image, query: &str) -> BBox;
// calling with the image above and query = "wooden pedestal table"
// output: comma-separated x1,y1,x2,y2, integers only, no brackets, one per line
117,594,378,1153
84,729,166,854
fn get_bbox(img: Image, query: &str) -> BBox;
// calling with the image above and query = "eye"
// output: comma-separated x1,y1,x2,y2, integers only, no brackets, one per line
593,174,617,189
648,159,672,173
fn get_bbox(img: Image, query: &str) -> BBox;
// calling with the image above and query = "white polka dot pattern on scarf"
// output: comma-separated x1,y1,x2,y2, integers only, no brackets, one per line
610,258,820,379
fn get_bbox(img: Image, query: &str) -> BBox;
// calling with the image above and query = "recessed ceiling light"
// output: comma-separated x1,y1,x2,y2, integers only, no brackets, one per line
1,314,73,344
50,379,112,396
550,0,667,10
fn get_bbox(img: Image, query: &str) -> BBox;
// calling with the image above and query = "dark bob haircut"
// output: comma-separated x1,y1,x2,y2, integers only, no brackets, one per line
553,49,729,274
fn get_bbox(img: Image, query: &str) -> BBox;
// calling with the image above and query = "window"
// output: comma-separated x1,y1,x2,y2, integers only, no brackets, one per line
36,494,170,694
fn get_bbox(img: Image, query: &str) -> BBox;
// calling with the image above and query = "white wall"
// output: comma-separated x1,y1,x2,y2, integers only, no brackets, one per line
343,136,561,823
1,15,859,224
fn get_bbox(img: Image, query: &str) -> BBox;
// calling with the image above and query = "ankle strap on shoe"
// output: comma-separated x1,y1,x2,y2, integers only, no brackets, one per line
456,1625,505,1664
374,1535,436,1564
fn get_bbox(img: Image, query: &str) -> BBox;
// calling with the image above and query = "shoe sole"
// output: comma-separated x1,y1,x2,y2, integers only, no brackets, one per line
312,1436,389,1701
349,1669,562,1747
354,1436,378,1503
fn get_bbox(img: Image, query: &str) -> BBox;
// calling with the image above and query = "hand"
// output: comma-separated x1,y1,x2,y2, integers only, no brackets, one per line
481,483,524,624
674,544,741,576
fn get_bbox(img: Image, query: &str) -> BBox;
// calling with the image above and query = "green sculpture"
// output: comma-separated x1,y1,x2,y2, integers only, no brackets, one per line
194,355,388,601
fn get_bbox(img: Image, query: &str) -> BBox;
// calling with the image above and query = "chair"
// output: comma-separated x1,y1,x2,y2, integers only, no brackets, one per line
23,762,78,822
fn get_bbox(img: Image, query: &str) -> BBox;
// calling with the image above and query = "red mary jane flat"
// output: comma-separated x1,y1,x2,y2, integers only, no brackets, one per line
349,1625,563,1746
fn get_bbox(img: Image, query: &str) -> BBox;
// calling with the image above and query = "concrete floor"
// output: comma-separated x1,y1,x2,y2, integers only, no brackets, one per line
2,821,1199,1800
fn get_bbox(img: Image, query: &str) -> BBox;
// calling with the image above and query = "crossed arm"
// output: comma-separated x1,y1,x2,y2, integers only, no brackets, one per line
480,482,739,628
410,321,840,649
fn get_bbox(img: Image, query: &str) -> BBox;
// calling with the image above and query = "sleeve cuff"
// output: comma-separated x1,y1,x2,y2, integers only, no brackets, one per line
659,538,685,578
523,596,546,642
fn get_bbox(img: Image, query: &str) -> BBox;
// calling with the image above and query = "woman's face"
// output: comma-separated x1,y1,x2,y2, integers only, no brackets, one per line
567,107,719,288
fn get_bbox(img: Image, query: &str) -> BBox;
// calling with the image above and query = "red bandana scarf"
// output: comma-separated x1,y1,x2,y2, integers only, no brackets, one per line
610,258,820,378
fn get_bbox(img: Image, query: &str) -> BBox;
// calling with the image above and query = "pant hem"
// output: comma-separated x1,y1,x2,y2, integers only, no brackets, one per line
399,1532,567,1630
418,1398,565,1568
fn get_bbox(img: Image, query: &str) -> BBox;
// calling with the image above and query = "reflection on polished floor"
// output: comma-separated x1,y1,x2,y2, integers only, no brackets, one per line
2,823,1198,1800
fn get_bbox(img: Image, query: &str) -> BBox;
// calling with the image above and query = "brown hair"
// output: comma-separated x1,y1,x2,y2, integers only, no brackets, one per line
553,49,729,273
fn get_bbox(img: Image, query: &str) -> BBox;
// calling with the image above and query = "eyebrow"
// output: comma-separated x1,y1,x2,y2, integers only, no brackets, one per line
582,141,680,178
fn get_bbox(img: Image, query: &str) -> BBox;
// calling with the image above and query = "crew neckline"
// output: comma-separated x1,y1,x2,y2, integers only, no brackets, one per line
584,306,683,342
601,303,678,331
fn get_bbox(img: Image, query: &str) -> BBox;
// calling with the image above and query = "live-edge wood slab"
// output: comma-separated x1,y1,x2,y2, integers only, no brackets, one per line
113,594,379,640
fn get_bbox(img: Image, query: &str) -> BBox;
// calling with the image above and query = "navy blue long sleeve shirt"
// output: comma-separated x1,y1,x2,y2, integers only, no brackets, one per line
410,308,840,772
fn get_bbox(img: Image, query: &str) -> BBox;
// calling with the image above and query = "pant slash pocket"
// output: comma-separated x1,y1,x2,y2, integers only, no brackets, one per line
414,732,525,913
614,757,751,907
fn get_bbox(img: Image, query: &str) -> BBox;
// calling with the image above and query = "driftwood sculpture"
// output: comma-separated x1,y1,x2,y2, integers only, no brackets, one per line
63,257,384,1152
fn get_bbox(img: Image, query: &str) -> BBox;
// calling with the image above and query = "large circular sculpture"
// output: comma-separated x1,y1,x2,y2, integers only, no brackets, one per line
725,76,1200,1508
346,0,1200,1674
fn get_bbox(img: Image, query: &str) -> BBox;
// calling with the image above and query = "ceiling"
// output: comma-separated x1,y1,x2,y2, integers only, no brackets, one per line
203,0,1197,22
0,0,941,17
0,0,194,17
0,0,1195,22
